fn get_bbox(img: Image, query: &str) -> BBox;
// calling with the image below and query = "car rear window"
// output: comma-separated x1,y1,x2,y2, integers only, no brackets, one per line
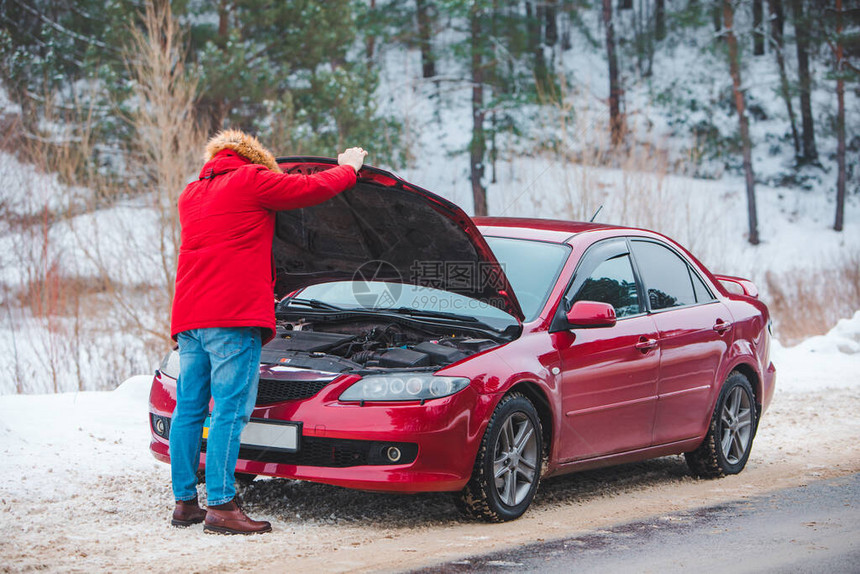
630,240,697,310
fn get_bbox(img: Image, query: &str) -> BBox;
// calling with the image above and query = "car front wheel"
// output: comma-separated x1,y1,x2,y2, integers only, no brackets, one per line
459,392,543,522
685,371,758,478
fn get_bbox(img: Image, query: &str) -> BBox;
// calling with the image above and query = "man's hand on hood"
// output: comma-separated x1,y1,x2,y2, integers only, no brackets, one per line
338,147,368,174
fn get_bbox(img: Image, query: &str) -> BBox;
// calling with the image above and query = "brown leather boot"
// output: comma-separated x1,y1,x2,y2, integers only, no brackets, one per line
203,499,272,535
171,497,207,527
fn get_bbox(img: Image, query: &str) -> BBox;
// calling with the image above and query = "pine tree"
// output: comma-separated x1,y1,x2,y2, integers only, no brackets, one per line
437,0,544,215
181,0,400,162
826,1,859,231
834,0,845,231
723,0,759,245
792,0,819,163
769,0,801,156
603,0,624,145
656,0,666,41
415,0,437,78
753,0,765,55
0,0,136,152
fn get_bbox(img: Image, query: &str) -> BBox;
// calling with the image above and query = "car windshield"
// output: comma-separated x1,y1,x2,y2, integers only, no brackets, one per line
484,236,570,321
286,237,569,328
289,281,519,331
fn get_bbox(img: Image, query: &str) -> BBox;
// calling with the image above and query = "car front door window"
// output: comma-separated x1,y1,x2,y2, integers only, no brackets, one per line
571,253,642,318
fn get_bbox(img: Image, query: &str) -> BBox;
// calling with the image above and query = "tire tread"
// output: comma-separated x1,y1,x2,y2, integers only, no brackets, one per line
685,371,756,479
457,392,542,523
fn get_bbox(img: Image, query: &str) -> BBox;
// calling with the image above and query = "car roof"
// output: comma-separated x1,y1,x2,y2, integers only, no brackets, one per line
474,217,624,244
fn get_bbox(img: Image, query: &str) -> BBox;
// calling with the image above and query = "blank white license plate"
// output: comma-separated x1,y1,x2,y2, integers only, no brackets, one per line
241,420,300,452
203,418,300,452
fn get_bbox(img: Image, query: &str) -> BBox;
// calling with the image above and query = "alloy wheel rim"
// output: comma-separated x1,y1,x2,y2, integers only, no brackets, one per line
720,386,753,465
493,412,538,507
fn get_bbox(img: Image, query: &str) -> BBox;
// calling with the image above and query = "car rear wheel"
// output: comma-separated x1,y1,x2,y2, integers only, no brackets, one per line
458,392,542,522
685,371,757,478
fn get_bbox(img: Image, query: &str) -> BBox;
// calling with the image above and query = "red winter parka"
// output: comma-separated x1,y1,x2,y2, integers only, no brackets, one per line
170,131,356,344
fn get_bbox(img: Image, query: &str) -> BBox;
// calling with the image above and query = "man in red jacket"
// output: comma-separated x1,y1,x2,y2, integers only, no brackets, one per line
168,129,366,534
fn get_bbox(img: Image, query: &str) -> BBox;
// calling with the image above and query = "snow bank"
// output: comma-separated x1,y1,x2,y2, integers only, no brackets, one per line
771,310,860,392
0,375,163,499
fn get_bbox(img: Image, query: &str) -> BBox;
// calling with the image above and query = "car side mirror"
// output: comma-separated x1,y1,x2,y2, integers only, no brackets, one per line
566,301,617,328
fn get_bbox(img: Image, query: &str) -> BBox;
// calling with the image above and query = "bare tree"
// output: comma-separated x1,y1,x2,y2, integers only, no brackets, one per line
724,0,759,245
603,0,624,146
125,2,206,334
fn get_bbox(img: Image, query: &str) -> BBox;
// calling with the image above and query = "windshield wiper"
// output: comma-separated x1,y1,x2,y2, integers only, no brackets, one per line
383,307,516,335
280,301,509,335
389,307,479,323
281,298,344,311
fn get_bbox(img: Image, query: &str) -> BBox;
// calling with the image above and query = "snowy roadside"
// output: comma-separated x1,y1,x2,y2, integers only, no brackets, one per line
771,311,860,392
1,313,858,573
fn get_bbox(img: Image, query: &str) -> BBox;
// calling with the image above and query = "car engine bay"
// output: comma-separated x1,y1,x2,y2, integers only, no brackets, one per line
262,318,501,373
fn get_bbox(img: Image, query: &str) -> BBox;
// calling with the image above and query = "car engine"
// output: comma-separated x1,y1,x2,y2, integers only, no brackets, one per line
261,318,499,373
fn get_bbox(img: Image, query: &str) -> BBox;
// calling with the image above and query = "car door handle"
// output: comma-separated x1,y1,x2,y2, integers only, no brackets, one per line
635,337,658,352
713,320,733,333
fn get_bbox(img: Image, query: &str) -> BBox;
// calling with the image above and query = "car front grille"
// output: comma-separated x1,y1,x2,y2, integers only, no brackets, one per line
201,437,418,468
255,377,331,405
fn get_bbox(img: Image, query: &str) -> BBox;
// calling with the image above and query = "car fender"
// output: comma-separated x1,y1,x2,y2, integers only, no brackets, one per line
699,341,764,430
440,331,562,474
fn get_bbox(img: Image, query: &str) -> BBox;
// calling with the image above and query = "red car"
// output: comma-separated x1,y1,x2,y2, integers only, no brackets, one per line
149,158,775,522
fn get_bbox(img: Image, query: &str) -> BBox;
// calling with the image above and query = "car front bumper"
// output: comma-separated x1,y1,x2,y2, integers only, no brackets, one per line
148,371,491,493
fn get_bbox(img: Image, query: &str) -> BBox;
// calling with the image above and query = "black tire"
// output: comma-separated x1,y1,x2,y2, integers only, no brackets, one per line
685,371,758,479
458,393,543,522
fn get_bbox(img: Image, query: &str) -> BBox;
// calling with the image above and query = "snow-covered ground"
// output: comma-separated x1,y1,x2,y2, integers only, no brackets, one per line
0,312,858,572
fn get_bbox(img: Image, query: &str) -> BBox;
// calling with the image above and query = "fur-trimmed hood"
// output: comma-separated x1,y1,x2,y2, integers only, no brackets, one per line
204,129,281,173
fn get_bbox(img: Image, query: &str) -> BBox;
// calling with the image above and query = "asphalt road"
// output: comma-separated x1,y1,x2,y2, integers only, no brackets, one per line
415,473,860,574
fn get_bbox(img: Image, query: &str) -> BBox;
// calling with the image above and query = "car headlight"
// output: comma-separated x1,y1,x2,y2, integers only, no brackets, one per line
159,348,180,380
339,375,470,402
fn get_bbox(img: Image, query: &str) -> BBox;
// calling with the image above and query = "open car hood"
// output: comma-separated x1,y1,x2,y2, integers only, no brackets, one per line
273,157,524,322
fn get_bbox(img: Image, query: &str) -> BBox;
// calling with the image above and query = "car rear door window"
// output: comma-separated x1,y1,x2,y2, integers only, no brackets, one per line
690,268,715,303
630,240,697,310
572,254,642,318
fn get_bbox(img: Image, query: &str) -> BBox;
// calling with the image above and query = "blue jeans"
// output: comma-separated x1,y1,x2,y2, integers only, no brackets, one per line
170,327,261,506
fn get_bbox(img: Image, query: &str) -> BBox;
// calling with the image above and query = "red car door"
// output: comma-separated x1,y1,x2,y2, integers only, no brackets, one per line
629,239,733,445
554,239,660,462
